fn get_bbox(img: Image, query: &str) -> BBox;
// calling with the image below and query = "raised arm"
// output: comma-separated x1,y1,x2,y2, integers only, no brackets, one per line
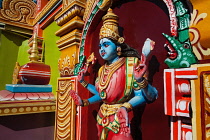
116,38,157,137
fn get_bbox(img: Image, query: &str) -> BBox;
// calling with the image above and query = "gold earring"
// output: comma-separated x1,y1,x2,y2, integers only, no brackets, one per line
117,47,121,56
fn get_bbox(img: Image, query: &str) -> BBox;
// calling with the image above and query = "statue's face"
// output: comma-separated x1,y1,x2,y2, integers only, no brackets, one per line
99,38,118,62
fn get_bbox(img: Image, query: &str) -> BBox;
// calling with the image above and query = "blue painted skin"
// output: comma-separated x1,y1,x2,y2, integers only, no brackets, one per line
80,38,158,108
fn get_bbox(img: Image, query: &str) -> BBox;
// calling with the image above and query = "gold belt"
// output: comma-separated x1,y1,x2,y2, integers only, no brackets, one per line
97,103,123,140
100,103,122,117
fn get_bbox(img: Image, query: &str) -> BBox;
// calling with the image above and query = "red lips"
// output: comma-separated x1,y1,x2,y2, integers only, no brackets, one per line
101,52,106,56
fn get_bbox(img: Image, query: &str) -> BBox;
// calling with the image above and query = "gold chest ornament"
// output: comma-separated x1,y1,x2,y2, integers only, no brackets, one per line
98,57,125,99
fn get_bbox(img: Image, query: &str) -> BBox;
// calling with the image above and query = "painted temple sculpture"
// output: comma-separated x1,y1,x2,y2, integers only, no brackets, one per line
1,0,210,139
163,0,197,68
70,9,158,140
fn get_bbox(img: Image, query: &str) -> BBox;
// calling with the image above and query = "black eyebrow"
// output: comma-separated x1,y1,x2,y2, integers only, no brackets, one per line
103,41,109,45
99,41,107,45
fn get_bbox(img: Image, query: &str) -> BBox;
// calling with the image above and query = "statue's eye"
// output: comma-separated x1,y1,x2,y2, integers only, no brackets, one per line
183,43,190,49
105,44,109,48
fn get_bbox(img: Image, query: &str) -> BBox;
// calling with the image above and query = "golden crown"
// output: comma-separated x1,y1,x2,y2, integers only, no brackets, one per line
99,8,124,43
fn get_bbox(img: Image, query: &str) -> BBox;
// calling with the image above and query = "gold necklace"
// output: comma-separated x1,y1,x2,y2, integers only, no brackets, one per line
98,57,125,91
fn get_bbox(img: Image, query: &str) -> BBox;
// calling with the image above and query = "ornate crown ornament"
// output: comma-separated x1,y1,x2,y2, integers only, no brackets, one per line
99,8,125,44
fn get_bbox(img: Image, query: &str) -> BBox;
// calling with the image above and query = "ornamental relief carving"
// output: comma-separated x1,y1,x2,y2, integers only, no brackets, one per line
63,0,72,9
203,73,210,139
83,0,112,21
0,0,36,25
55,77,76,140
55,5,85,26
83,0,97,21
58,53,76,76
190,9,210,60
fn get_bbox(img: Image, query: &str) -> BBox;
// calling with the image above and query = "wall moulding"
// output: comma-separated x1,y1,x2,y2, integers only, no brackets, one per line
55,16,84,37
62,0,86,9
0,19,33,31
2,24,33,37
55,5,85,26
0,101,56,116
56,29,82,49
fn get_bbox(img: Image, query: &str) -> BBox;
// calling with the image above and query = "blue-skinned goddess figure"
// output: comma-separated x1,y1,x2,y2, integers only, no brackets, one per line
70,8,158,140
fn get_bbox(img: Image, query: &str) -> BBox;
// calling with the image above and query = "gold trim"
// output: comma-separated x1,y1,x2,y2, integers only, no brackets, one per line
121,57,136,102
83,0,97,21
99,8,124,43
12,62,21,84
133,78,148,90
100,103,122,117
80,80,88,88
82,99,90,106
99,0,112,11
29,33,40,62
0,102,56,116
121,102,132,112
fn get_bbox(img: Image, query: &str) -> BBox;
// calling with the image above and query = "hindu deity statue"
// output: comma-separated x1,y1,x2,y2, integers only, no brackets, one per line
70,8,158,140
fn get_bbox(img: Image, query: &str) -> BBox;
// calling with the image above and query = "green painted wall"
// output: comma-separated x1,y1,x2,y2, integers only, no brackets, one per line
43,22,60,94
0,22,60,94
0,30,26,90
17,40,30,66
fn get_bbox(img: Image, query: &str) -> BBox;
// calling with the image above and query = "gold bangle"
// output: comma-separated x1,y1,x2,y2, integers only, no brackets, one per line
133,78,148,90
80,80,88,88
82,99,90,106
121,102,133,112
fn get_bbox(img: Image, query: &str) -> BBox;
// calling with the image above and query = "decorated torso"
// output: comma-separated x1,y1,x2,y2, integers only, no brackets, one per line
96,57,126,104
95,57,137,104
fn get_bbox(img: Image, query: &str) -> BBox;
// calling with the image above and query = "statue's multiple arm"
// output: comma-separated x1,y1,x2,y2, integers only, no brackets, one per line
70,38,158,138
85,83,102,104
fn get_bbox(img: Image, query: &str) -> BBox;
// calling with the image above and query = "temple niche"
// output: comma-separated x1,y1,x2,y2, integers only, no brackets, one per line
0,0,209,140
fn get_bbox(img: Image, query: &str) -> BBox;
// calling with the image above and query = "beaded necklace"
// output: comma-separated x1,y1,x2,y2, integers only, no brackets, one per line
98,57,125,91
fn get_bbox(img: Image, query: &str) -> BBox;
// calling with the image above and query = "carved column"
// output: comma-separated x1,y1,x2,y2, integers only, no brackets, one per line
55,0,85,76
191,64,210,140
55,77,77,140
164,68,198,140
54,0,85,139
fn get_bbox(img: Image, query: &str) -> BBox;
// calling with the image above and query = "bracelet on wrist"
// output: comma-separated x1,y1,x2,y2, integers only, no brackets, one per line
133,78,148,90
80,80,88,88
82,99,90,106
121,102,133,112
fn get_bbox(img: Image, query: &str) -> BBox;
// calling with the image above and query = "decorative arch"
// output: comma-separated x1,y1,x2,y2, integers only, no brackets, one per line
74,0,171,139
74,0,175,74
